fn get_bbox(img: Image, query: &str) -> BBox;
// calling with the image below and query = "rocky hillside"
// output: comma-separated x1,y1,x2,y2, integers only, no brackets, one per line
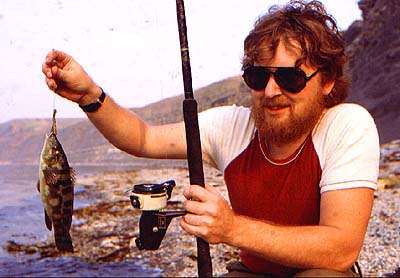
1,0,399,165
345,0,400,144
0,76,250,165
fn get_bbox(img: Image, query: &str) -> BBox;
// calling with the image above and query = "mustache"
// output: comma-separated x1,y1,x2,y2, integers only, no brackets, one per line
257,96,291,108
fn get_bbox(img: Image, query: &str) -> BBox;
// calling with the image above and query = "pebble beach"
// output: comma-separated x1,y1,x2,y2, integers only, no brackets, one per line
4,140,400,277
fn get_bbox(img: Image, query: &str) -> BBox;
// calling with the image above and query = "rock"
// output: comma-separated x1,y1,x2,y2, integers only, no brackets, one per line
346,0,400,144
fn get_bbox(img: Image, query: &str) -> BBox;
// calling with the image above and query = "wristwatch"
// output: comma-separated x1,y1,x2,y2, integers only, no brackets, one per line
79,88,106,113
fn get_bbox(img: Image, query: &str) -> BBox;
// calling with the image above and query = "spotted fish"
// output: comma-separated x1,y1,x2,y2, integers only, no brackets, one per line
37,109,75,252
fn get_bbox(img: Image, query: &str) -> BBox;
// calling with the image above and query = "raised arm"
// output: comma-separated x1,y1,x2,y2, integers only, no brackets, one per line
42,49,187,159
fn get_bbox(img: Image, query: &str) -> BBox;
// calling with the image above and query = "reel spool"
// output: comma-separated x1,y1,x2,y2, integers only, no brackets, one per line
128,180,186,250
129,180,175,211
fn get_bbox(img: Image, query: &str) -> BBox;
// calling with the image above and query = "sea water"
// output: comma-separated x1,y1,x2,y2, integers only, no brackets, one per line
0,164,162,277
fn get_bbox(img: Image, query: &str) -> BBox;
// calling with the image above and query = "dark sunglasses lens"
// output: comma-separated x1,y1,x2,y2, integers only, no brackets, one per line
275,68,306,93
243,67,270,91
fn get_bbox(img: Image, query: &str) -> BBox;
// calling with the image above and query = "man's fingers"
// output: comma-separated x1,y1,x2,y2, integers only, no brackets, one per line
183,184,210,202
45,49,70,69
42,63,65,92
180,217,208,239
183,213,209,227
51,64,68,81
184,199,207,215
44,76,57,91
42,62,52,78
45,49,58,65
51,49,71,68
43,50,68,85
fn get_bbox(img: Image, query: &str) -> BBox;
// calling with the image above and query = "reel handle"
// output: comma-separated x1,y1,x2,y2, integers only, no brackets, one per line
135,210,187,250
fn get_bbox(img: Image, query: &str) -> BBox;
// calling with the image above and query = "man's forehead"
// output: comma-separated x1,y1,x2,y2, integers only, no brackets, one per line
256,39,305,66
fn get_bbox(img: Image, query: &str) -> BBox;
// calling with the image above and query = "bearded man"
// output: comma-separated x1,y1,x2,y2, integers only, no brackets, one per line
42,1,379,276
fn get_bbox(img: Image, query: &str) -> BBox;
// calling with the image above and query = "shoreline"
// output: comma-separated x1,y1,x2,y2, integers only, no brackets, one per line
5,166,239,277
4,163,400,277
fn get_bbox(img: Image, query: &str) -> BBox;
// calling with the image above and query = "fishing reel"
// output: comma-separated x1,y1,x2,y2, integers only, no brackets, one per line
129,180,186,250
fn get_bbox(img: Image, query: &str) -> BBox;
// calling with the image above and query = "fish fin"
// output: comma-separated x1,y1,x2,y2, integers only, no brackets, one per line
55,230,74,252
36,180,40,192
44,209,52,231
43,168,58,186
70,168,76,185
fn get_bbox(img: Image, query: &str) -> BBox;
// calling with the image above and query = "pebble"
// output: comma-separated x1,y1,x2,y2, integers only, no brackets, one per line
359,188,400,277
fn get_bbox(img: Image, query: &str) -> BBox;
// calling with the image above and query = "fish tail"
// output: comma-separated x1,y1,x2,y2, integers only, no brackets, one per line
51,109,57,135
54,229,74,252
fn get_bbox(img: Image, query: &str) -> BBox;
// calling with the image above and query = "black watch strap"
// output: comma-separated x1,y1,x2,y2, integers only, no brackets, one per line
79,88,106,113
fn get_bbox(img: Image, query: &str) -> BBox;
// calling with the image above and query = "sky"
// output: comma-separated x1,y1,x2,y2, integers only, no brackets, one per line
0,0,362,123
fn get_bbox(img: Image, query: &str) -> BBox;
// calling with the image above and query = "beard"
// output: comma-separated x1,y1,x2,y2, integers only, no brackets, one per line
251,93,325,144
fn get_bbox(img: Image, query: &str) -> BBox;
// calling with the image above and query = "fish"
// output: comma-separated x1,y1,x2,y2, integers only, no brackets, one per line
37,109,75,252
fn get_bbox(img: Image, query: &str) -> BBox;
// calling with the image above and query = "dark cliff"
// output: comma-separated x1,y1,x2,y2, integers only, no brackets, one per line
345,0,400,143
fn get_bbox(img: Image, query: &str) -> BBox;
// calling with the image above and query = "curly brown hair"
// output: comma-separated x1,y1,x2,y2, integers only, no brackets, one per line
242,0,349,107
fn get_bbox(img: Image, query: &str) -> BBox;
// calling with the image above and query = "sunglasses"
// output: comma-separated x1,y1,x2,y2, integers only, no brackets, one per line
242,66,322,93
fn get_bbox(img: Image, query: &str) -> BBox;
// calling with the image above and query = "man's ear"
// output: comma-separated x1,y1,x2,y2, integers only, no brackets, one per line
322,80,335,96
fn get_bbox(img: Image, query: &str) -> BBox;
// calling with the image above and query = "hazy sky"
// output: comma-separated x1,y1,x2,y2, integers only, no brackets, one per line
0,0,362,123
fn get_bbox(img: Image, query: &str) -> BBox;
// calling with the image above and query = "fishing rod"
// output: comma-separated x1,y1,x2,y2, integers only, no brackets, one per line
128,1,213,277
176,0,213,276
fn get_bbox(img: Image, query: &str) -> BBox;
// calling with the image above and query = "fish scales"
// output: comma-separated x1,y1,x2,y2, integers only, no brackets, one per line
37,109,75,252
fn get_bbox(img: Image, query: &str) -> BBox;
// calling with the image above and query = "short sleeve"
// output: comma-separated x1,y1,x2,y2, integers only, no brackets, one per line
198,105,255,171
312,104,380,193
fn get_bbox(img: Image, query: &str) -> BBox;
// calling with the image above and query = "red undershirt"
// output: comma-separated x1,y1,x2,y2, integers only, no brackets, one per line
224,132,322,276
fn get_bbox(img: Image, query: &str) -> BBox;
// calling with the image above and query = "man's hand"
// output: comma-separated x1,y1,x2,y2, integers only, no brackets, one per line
180,184,236,244
42,49,100,105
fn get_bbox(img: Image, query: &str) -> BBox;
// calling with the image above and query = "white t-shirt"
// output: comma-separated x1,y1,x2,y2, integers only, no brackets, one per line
198,103,380,193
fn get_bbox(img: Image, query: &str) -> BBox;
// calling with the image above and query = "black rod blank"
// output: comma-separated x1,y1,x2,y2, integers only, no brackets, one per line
176,0,194,100
175,0,213,277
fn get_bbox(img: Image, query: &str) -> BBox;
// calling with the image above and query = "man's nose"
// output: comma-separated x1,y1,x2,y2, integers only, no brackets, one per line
264,75,283,98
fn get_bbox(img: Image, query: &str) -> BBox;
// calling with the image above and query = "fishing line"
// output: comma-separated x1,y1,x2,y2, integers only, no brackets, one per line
52,94,57,111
